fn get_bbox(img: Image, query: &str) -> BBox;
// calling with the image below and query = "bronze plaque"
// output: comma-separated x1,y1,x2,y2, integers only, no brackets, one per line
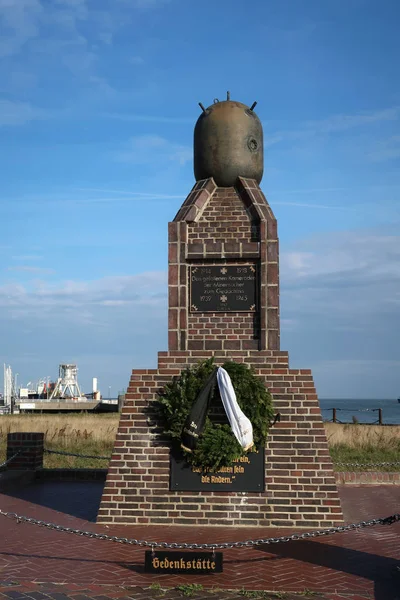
190,265,257,313
170,449,265,492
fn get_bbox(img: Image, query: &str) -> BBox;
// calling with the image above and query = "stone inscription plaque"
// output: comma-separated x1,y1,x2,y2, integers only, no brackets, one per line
170,449,265,492
190,265,257,313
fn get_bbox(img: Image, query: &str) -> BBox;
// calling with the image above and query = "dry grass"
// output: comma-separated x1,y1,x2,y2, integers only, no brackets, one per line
0,413,119,441
324,422,400,447
0,413,119,468
324,423,400,470
1,414,399,470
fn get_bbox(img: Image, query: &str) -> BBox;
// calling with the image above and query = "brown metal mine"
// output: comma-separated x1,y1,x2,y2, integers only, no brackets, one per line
194,97,264,187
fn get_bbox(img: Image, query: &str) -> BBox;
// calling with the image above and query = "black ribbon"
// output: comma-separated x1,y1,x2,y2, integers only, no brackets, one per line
181,369,218,452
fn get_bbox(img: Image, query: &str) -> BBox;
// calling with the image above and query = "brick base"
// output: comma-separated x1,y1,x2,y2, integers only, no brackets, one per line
335,471,400,485
7,433,44,470
97,350,344,528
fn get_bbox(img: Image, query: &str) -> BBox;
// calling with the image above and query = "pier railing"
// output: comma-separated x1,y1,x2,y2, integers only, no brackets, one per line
327,407,385,425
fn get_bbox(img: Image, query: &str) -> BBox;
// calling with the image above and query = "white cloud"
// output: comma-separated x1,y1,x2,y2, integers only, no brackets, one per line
54,0,87,7
304,107,399,134
88,75,115,96
311,359,400,399
1,232,399,397
0,0,169,63
103,112,193,124
0,271,167,323
11,255,43,261
283,252,314,275
0,270,168,391
263,106,400,151
129,55,145,65
273,201,351,210
118,0,170,7
0,0,43,57
315,358,400,373
263,20,317,45
116,134,192,166
0,0,117,92
279,229,400,397
52,0,88,22
7,188,186,210
367,135,400,163
280,230,400,327
282,232,400,280
74,187,184,200
270,184,400,195
7,266,55,275
0,99,45,126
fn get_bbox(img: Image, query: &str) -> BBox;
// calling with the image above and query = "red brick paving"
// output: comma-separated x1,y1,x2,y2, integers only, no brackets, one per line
0,485,399,599
0,580,377,599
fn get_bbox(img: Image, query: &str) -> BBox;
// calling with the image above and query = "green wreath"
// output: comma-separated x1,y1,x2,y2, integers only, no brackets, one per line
155,358,274,472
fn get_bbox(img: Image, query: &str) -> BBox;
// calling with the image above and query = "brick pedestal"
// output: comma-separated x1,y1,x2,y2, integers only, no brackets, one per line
97,349,343,527
98,177,344,528
7,433,44,470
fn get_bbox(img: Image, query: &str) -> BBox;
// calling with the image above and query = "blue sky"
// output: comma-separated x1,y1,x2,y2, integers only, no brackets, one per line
1,0,399,399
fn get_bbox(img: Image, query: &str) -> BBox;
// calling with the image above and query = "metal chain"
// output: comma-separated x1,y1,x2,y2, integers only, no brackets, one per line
44,449,110,460
0,508,398,550
43,448,400,469
2,448,399,470
42,448,400,467
0,452,20,472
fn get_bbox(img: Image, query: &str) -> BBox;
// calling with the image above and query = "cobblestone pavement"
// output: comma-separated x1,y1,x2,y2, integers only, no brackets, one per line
0,483,399,600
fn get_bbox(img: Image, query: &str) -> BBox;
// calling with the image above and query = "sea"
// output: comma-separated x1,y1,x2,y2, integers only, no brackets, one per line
319,398,400,425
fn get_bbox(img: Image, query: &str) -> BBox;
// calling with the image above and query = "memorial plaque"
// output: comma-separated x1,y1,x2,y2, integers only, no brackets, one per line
170,449,265,492
190,265,258,313
145,550,223,574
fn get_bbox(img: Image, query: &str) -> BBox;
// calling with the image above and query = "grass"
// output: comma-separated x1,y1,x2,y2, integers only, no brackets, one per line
325,422,400,471
1,414,399,471
175,584,203,597
0,413,118,469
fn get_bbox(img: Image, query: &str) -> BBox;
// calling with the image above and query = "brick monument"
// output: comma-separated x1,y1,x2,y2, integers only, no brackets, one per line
97,96,343,528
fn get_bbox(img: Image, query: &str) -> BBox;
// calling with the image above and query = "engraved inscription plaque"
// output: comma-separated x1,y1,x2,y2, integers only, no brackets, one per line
190,265,258,313
170,449,265,492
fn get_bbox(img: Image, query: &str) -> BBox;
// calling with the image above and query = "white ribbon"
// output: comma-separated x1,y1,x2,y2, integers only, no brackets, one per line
216,367,254,451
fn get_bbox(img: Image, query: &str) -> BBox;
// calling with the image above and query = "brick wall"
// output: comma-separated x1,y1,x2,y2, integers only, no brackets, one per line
335,472,400,485
187,188,256,244
97,350,344,528
7,432,44,470
168,177,279,352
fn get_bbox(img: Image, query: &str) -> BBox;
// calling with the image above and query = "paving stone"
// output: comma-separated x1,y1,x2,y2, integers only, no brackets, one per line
0,484,399,599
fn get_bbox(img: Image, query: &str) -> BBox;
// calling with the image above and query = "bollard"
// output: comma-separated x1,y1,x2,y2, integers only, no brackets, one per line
6,433,44,470
378,408,383,425
333,408,337,423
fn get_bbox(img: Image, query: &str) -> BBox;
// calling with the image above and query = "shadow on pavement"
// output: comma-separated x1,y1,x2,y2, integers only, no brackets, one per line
264,538,400,600
0,549,144,572
3,481,104,521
